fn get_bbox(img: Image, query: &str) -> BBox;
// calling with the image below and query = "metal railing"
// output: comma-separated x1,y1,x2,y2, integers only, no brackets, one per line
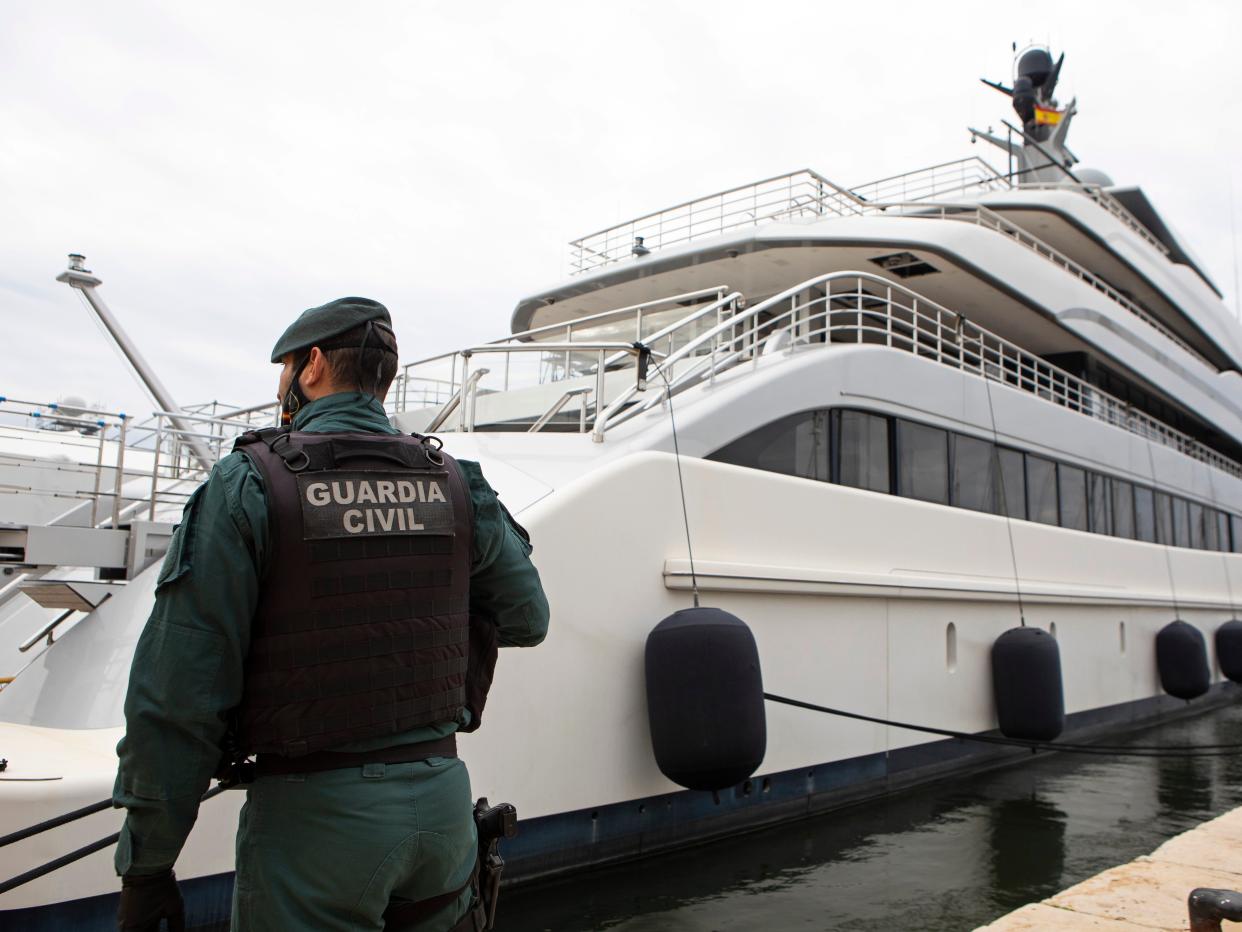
0,397,279,530
889,203,1211,367
1016,182,1171,257
849,157,1010,204
568,171,861,274
397,288,740,430
587,270,1242,480
564,163,1193,364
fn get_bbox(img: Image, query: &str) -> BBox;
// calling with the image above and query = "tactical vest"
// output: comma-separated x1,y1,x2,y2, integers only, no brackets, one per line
233,428,474,758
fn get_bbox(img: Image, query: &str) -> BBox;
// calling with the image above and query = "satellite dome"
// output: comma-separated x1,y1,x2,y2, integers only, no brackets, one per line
1017,48,1054,87
1075,168,1114,187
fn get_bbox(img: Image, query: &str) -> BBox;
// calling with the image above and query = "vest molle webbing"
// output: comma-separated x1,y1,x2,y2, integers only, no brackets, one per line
234,429,474,758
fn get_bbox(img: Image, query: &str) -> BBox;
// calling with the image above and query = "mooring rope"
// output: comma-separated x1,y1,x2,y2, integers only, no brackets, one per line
765,692,1242,758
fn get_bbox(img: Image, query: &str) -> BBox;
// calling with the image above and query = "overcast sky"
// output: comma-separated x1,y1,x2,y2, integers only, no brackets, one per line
3,1,1240,418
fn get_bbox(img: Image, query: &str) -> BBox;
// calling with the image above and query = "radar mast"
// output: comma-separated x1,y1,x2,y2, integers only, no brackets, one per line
972,46,1079,185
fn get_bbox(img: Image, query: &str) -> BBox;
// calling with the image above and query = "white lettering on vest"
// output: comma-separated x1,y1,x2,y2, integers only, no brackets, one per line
376,480,397,504
356,482,377,505
406,507,424,531
332,481,355,505
306,482,331,506
426,481,446,503
343,509,365,533
397,480,418,502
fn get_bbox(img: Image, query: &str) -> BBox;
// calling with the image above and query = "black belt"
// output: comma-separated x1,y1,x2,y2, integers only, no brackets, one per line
254,734,457,777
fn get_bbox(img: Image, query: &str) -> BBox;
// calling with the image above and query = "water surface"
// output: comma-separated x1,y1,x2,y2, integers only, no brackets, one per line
502,702,1242,931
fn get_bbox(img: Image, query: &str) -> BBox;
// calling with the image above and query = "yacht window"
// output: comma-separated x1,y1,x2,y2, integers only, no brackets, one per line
1087,472,1111,535
1058,465,1088,532
1026,456,1059,526
1233,515,1242,554
896,420,949,505
1154,492,1174,545
1172,497,1191,548
951,434,996,513
996,448,1027,519
707,409,829,481
1187,501,1205,550
1112,480,1135,539
1218,511,1231,552
1203,507,1219,551
1134,486,1157,542
836,410,891,493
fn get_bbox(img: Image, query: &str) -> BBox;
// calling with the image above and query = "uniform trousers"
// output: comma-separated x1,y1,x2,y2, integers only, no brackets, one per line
231,756,476,931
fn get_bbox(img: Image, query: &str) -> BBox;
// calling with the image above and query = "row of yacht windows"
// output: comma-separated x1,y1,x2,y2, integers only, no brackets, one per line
706,408,1242,553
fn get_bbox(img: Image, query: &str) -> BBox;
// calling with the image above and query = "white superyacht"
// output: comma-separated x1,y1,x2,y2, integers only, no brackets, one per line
1,45,1240,928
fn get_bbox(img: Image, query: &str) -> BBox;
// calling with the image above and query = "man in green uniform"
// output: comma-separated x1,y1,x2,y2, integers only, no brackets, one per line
113,298,550,931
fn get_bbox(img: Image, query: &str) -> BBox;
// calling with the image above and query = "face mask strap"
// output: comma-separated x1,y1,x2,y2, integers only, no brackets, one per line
281,353,312,426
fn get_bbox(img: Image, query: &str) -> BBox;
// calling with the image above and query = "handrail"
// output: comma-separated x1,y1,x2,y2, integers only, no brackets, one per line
872,201,1211,368
530,387,592,434
1015,182,1170,257
496,286,731,345
568,169,861,274
426,368,489,433
849,156,1010,203
588,269,1242,480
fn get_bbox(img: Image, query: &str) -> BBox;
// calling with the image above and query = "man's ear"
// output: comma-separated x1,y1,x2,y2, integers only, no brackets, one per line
302,347,328,389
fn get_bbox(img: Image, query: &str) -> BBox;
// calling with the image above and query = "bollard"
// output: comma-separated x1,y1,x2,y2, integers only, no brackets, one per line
1188,888,1242,932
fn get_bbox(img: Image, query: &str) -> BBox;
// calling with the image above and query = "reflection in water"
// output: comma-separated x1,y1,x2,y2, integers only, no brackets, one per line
987,794,1066,908
503,702,1242,932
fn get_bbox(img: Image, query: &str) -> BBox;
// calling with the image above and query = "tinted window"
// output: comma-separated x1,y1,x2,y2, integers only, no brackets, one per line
1088,472,1111,535
1173,497,1190,548
1027,456,1059,526
1134,486,1156,542
709,409,830,480
1233,515,1242,554
1112,480,1135,539
1155,492,1174,545
996,448,1026,519
1204,508,1219,551
952,434,995,513
1058,465,1088,531
1188,502,1205,550
1219,511,1231,552
837,410,890,493
897,420,949,505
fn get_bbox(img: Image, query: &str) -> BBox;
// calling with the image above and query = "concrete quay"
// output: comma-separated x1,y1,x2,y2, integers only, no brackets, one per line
977,806,1242,931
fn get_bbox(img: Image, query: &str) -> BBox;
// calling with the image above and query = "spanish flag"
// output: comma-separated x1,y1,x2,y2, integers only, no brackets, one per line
1034,106,1063,126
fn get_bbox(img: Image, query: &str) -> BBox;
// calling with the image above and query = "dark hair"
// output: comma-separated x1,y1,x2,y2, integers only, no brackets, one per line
320,322,399,397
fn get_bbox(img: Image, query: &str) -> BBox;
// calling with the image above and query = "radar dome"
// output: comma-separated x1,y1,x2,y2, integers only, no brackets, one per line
1017,48,1054,87
1075,168,1114,187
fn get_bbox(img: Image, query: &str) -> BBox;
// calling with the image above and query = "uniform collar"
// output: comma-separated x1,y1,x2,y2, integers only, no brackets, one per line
291,392,393,433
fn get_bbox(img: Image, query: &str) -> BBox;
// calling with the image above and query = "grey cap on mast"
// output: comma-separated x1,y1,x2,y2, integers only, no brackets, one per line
56,254,216,471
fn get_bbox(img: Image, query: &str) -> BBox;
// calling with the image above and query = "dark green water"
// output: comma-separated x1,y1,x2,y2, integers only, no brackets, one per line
501,702,1242,932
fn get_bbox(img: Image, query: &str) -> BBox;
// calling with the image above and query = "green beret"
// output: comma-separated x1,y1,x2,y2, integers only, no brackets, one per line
270,297,393,363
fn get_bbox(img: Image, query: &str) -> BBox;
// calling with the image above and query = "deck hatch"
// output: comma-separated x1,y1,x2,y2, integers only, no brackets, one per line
868,251,939,278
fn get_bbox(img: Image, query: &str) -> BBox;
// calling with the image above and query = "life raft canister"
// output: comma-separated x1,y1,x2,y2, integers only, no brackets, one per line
644,607,766,792
991,626,1065,741
1215,620,1242,685
1156,620,1210,700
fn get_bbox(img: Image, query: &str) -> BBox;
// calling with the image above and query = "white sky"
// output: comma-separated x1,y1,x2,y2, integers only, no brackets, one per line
3,0,1240,418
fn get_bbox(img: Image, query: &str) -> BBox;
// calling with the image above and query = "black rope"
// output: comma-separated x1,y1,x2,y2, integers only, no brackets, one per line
0,782,231,893
656,361,700,608
764,692,1242,758
0,797,111,849
0,832,120,896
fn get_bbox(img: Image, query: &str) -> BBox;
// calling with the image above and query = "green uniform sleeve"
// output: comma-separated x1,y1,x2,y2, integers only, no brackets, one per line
113,453,268,876
459,460,550,648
